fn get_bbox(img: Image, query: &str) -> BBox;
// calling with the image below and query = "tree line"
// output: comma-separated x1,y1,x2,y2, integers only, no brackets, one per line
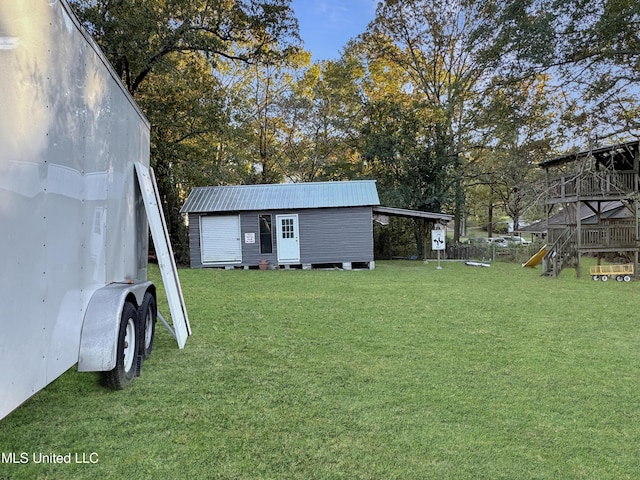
69,0,640,262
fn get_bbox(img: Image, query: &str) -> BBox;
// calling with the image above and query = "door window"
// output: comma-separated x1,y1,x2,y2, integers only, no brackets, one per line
281,218,294,238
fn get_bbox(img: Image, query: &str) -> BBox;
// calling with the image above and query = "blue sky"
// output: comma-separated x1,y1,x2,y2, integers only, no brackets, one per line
290,0,378,62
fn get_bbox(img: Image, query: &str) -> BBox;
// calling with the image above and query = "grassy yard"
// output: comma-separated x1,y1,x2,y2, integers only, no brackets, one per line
1,261,640,479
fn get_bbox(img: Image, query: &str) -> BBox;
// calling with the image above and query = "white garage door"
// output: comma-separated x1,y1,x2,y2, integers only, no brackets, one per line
200,215,242,264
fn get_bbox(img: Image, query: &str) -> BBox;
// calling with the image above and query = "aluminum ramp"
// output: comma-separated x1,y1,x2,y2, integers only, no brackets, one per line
135,162,191,348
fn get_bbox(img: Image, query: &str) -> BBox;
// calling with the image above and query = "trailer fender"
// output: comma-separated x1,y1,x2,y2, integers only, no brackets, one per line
78,282,154,372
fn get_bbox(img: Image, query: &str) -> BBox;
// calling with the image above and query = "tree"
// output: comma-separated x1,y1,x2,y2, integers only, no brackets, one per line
137,53,234,261
358,0,503,243
351,51,455,256
468,74,557,236
212,46,314,184
71,0,301,95
69,0,301,262
484,0,640,143
279,56,368,182
244,50,311,184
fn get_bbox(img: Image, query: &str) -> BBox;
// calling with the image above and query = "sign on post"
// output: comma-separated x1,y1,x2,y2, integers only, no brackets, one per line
431,230,446,251
432,229,446,269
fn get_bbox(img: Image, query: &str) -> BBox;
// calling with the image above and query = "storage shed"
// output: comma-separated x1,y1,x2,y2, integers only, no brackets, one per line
180,180,380,270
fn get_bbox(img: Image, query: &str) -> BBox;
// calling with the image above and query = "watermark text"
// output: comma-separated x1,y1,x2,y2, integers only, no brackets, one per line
1,451,99,465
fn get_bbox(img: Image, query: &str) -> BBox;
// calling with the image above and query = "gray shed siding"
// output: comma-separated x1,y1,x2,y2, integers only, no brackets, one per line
298,207,373,263
240,212,277,267
188,213,202,267
188,207,373,268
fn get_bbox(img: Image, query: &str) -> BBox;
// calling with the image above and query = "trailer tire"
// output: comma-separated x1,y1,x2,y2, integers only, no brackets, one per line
104,302,138,390
139,292,156,360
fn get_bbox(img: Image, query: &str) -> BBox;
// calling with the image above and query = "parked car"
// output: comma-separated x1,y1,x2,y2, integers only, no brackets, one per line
466,237,490,245
502,235,531,246
488,237,509,247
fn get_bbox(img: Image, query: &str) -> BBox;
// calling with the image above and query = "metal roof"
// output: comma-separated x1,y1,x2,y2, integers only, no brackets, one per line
180,180,380,213
517,201,628,232
539,140,640,168
372,206,453,222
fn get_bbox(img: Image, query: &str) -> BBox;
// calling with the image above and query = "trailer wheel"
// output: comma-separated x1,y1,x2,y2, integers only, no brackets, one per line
592,275,599,281
601,275,609,282
139,292,156,359
624,275,631,282
104,302,138,390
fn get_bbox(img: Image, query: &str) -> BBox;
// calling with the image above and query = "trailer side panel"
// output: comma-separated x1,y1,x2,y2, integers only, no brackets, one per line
0,1,150,419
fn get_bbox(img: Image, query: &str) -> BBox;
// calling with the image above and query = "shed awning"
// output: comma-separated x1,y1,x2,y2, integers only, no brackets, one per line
372,206,453,222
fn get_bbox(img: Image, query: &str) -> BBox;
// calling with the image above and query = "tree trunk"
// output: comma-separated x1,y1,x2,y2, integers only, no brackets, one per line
453,174,464,243
488,203,494,238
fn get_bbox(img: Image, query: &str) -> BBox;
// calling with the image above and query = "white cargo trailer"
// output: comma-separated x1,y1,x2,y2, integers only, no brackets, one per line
0,0,191,420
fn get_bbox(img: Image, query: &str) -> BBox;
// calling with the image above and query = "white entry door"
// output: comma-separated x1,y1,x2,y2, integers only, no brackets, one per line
276,214,300,263
200,215,242,264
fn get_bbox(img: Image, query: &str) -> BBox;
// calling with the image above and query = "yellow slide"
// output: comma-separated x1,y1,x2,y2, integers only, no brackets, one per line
522,245,547,268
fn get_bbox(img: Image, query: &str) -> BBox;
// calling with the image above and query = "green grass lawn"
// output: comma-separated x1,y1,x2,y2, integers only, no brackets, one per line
2,261,640,479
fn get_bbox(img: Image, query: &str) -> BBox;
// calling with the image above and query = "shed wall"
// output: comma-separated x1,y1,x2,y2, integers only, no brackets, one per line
188,207,373,268
298,207,373,263
188,213,202,267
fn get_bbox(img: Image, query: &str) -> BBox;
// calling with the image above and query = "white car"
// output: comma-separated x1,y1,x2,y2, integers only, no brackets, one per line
502,235,531,246
488,237,509,247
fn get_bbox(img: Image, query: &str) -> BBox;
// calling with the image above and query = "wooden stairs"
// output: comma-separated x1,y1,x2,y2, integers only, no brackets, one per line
542,226,578,277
